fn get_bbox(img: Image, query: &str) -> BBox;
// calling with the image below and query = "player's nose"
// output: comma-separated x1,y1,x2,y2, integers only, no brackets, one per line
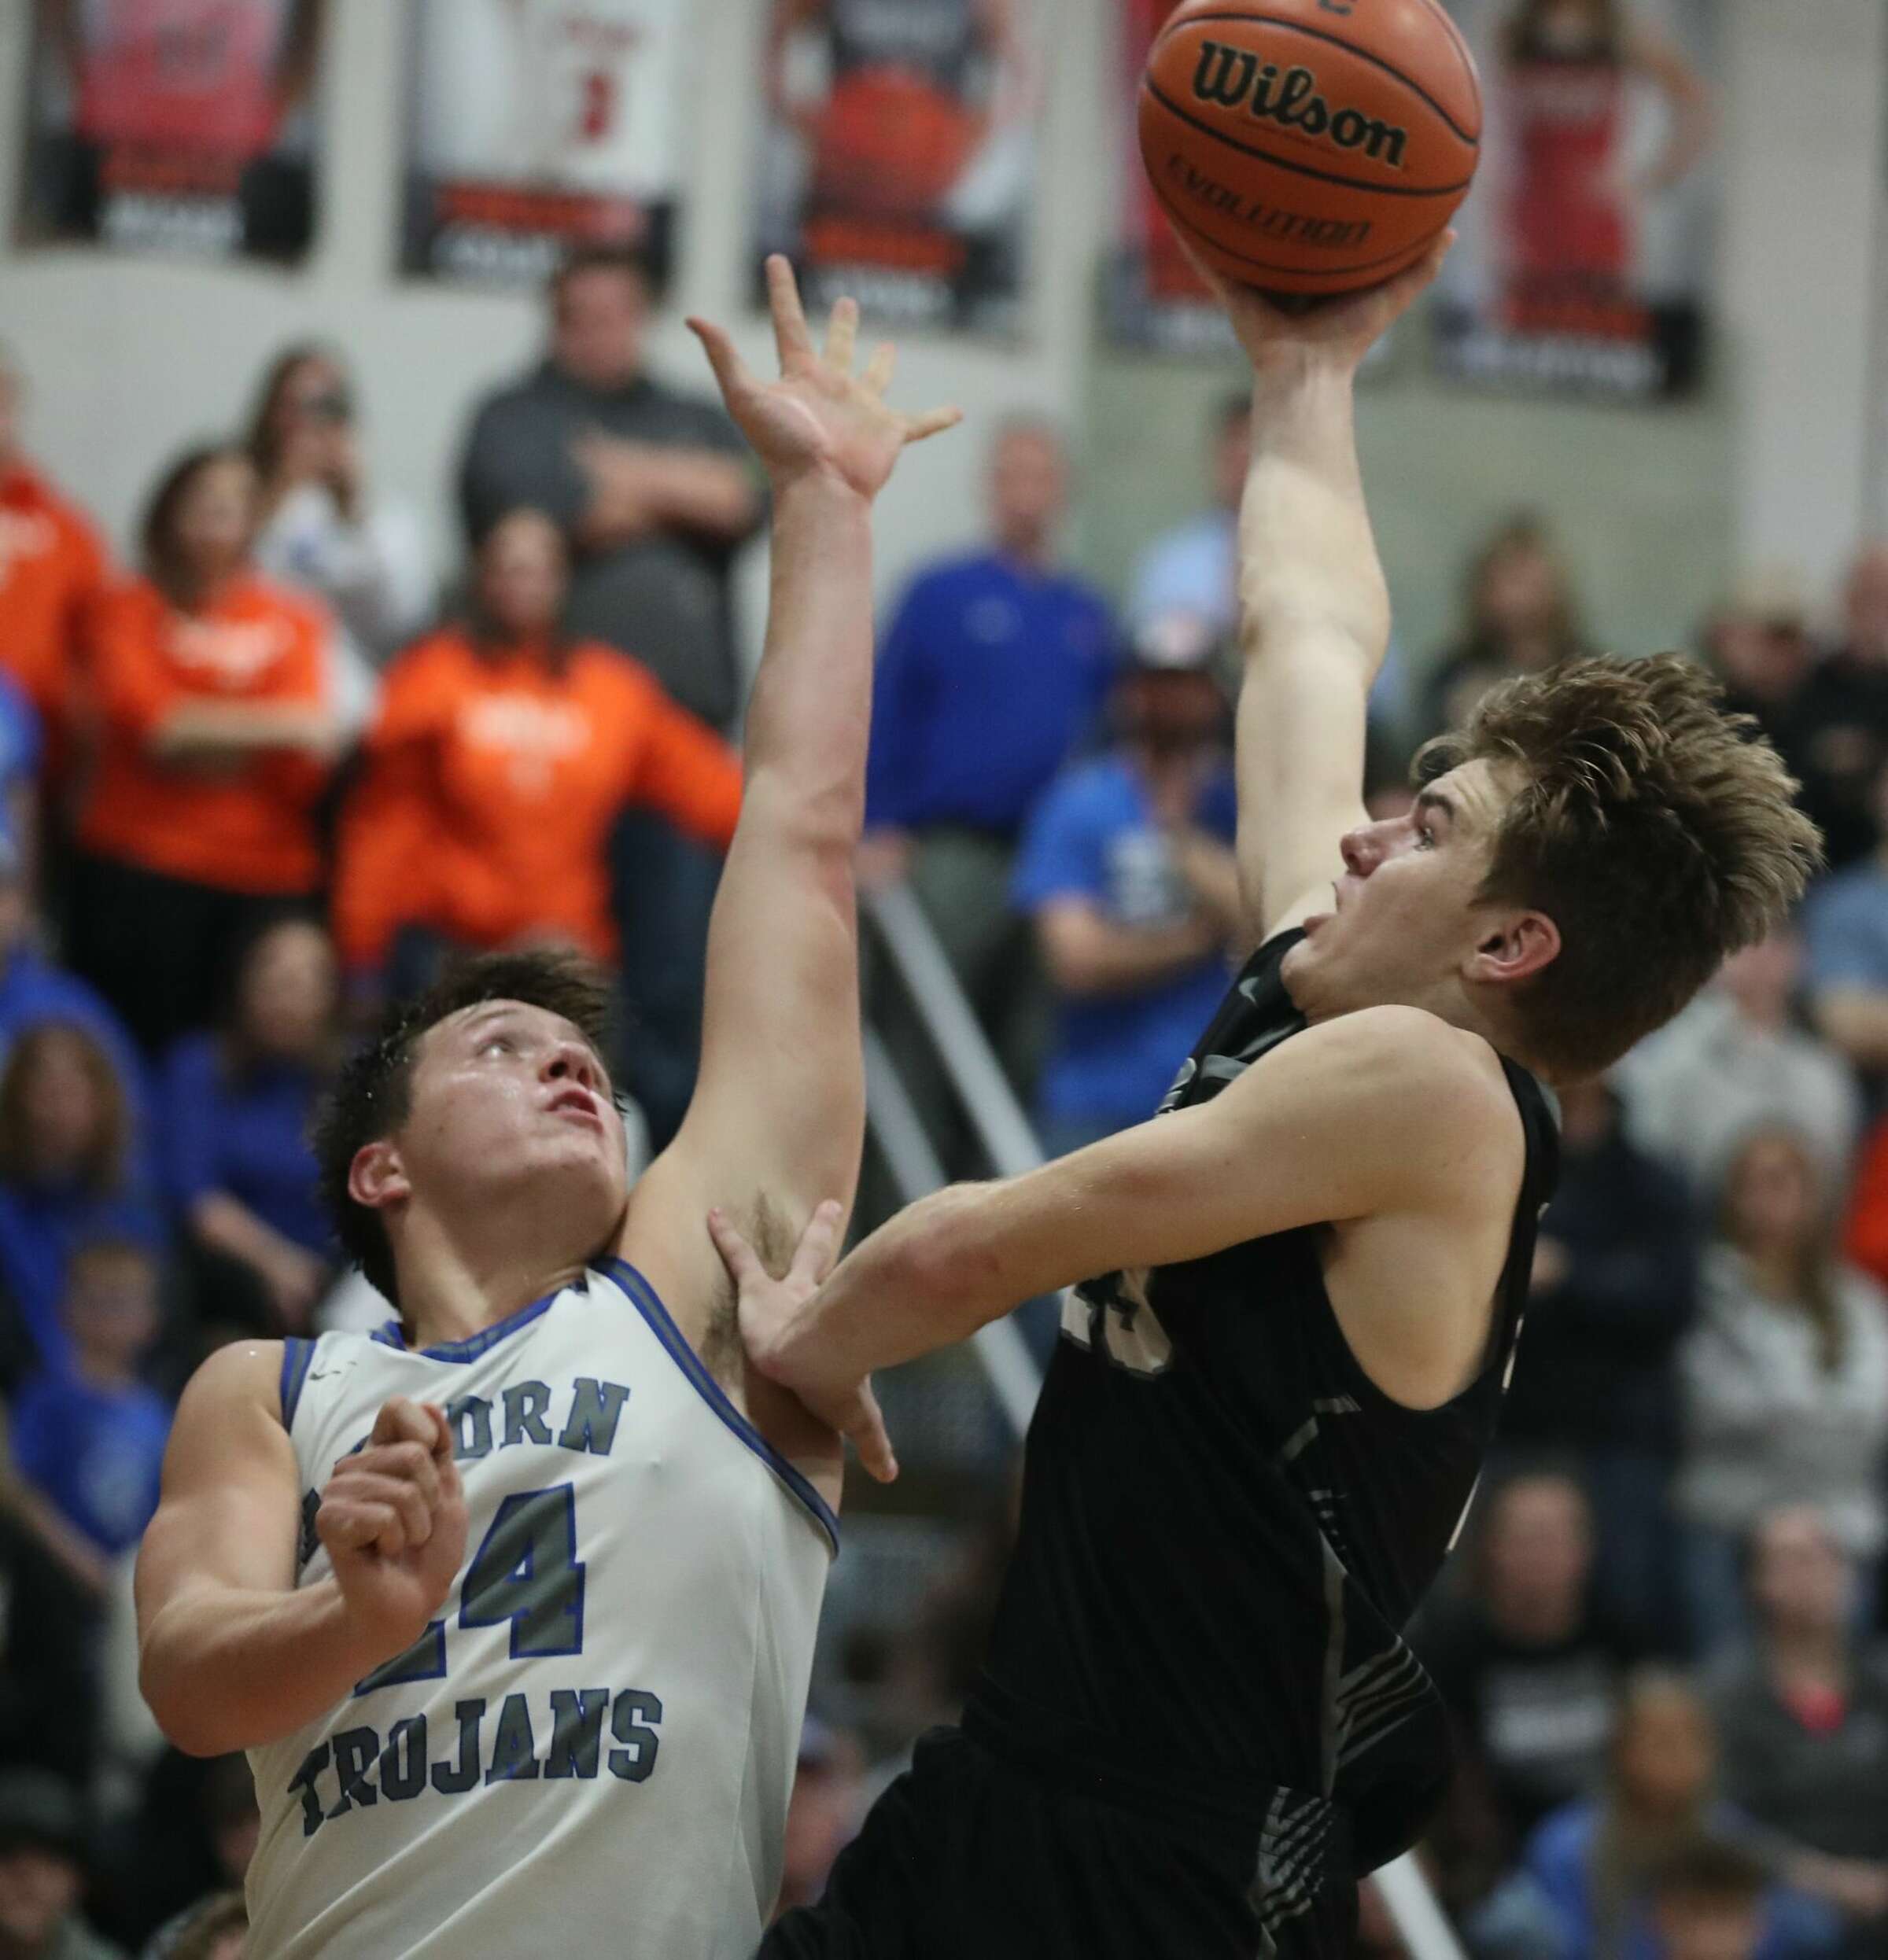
543,1041,602,1092
1339,827,1378,877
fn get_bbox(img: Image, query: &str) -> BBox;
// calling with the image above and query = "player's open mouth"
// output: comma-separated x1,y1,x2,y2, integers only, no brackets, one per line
548,1088,605,1130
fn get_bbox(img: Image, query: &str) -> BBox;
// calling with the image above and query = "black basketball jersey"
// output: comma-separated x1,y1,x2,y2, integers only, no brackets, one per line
978,930,1560,1877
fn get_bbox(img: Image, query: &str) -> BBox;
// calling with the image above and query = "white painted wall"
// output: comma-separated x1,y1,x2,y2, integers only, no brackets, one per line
1720,0,1887,601
0,0,1879,661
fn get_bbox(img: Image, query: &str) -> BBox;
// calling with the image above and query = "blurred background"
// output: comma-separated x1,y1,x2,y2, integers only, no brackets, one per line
0,2,1883,1956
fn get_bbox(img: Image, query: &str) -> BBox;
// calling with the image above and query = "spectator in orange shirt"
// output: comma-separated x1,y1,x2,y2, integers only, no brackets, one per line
334,507,740,1137
65,444,339,1056
0,341,110,771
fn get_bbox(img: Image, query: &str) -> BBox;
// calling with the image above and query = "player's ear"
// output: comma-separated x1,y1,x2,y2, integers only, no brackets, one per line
348,1139,411,1214
1467,909,1561,987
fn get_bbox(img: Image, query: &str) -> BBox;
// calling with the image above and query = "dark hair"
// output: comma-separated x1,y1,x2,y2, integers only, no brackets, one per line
1419,654,1821,1080
468,507,575,668
140,443,254,609
550,243,653,300
1647,1837,1767,1914
245,341,348,479
312,952,617,1306
0,1022,131,1193
1716,1125,1847,1372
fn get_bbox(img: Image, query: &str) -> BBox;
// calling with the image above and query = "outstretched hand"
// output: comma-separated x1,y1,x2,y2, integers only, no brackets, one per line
688,256,961,502
1186,230,1455,375
707,1199,898,1484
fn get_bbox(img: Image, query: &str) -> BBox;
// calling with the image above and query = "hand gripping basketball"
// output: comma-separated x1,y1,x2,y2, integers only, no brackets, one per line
707,1201,899,1486
317,1396,468,1657
686,256,961,503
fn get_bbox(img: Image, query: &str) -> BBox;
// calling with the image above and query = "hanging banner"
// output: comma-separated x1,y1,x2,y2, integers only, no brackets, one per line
754,0,1044,337
1433,0,1720,400
1102,0,1237,356
15,0,327,262
401,0,690,288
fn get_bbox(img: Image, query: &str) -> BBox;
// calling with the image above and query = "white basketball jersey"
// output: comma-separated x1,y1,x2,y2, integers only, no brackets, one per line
245,1259,835,1959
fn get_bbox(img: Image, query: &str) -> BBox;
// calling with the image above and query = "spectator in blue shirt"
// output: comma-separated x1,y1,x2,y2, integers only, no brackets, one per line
1805,752,1888,1107
862,418,1119,1129
9,1236,170,1562
0,1021,157,1389
160,915,337,1337
1012,613,1241,1156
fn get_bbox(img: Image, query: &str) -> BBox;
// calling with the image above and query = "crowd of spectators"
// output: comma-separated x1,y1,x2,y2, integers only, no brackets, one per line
2,244,1888,1955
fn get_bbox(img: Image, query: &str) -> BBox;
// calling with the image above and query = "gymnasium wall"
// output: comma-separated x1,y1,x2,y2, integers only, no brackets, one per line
0,0,1879,680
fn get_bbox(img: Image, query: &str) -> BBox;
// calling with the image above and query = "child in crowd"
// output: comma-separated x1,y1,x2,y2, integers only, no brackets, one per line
9,1236,170,1564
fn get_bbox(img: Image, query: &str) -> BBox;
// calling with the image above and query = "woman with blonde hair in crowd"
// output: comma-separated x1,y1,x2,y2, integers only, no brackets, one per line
1676,1125,1888,1655
64,444,339,1057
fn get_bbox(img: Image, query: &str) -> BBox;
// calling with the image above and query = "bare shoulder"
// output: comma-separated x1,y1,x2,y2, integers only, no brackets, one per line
1248,1006,1525,1207
168,1340,292,1468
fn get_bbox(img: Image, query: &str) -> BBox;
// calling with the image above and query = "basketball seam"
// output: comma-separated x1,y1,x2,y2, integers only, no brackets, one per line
1152,11,1481,147
1144,78,1475,198
1145,167,1436,281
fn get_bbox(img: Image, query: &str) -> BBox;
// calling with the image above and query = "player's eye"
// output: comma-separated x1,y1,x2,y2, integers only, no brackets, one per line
1414,825,1437,851
479,1035,515,1057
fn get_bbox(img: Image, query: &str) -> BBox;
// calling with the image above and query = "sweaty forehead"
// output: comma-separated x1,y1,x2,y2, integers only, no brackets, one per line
426,1000,607,1071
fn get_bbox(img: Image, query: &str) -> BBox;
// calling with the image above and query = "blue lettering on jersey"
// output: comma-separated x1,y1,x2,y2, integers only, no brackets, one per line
286,1686,664,1835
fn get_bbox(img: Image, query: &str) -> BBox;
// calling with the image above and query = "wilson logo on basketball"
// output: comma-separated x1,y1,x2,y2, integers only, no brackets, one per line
1190,42,1410,168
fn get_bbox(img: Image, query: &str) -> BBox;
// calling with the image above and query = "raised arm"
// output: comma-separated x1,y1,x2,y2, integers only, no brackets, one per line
713,1004,1520,1476
625,259,958,1331
1210,245,1451,943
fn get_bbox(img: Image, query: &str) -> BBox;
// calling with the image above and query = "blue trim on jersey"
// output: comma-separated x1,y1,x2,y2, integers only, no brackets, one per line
597,1258,841,1557
370,1288,560,1364
278,1337,315,1429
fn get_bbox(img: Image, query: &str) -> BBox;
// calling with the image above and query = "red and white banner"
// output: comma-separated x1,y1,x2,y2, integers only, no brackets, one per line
401,0,691,288
17,0,327,260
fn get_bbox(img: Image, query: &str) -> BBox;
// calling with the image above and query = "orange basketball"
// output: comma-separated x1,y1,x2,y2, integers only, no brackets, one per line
1139,0,1481,296
813,68,986,222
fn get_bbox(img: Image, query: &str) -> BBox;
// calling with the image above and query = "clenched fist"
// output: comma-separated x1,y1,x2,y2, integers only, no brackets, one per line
317,1397,466,1660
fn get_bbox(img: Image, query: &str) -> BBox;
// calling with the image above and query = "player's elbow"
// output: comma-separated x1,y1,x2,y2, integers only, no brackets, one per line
139,1645,238,1759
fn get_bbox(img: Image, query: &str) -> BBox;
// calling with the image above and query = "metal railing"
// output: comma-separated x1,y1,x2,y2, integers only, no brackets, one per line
860,881,1466,1960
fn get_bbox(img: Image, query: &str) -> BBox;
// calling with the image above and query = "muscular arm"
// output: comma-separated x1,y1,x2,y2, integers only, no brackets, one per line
135,1344,377,1756
138,1353,463,1758
626,263,957,1336
1210,252,1451,943
746,1006,1518,1394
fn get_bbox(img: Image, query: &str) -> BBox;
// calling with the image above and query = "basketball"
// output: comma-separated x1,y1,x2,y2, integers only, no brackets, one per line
1139,0,1482,296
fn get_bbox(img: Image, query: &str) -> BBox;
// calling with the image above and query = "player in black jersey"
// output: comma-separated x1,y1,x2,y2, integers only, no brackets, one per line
719,245,1820,1959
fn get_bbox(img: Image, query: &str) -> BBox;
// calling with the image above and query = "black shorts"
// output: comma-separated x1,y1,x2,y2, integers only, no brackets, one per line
759,1713,1357,1960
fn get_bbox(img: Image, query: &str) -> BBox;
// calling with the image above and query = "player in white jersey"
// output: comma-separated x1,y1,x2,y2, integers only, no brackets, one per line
132,257,960,1958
